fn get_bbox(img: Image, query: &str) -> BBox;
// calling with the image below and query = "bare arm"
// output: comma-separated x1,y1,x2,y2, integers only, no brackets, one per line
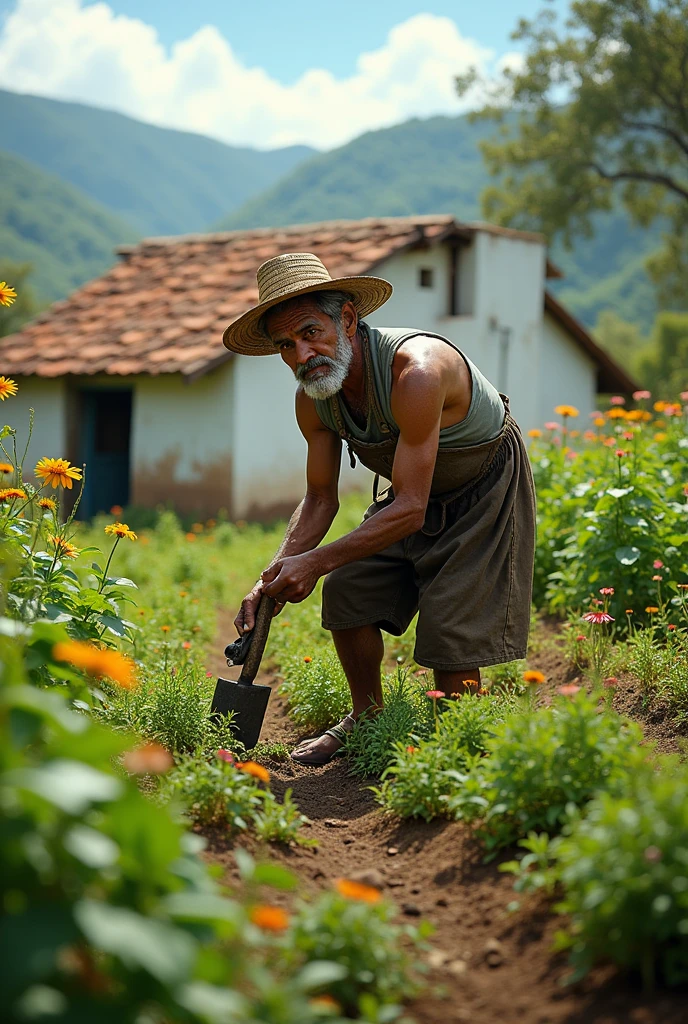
234,387,341,632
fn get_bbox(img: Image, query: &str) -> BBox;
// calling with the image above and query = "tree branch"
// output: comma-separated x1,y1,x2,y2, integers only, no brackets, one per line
588,161,688,202
621,118,688,160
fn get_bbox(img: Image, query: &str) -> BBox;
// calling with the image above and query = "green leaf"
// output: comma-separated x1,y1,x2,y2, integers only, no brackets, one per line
97,614,127,637
74,900,196,984
108,577,138,589
63,825,120,868
615,546,641,565
252,862,299,890
7,759,123,813
295,960,348,992
164,893,242,924
179,981,247,1020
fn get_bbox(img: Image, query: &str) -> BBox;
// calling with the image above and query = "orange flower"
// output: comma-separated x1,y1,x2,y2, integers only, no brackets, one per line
0,487,27,501
406,745,418,754
527,429,542,438
653,400,667,412
49,535,80,559
181,641,191,649
0,283,17,307
52,640,136,689
185,532,196,542
335,878,382,904
191,522,204,533
35,457,83,489
110,504,123,516
236,760,270,784
309,994,342,1013
522,670,546,685
554,404,579,418
38,497,57,511
250,905,290,932
160,625,171,633
303,655,312,663
0,461,13,473
0,375,18,399
122,742,173,775
104,522,137,541
645,606,659,614
594,417,606,427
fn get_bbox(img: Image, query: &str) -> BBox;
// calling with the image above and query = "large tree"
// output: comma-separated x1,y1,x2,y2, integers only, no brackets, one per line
458,0,688,303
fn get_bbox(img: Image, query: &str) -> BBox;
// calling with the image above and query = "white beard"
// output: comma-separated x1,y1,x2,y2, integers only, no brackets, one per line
296,322,353,400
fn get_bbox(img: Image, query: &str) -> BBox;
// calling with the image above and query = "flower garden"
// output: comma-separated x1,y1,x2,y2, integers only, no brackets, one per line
2,359,688,1023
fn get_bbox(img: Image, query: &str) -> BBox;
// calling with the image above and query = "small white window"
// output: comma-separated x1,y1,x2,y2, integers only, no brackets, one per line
418,267,434,289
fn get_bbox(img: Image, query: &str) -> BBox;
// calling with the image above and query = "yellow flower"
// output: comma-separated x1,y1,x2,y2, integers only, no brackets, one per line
522,669,546,685
249,905,290,932
654,432,667,441
606,408,627,419
554,405,579,418
653,400,667,412
104,521,137,541
35,457,83,489
236,760,270,784
38,497,57,511
527,429,542,438
0,282,17,306
594,417,606,427
0,375,18,400
0,487,27,501
335,878,382,904
49,535,80,559
0,462,13,473
52,640,136,689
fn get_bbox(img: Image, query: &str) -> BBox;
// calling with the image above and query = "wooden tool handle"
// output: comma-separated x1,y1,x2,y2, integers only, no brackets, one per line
237,594,275,685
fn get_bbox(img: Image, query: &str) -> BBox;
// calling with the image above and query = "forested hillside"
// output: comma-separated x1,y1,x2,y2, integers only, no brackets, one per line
0,149,137,303
0,89,313,237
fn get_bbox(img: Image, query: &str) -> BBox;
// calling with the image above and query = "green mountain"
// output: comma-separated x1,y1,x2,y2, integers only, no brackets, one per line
219,114,663,331
0,149,137,303
0,89,314,237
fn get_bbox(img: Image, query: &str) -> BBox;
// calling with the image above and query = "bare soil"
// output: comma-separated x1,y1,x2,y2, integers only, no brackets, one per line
203,610,688,1024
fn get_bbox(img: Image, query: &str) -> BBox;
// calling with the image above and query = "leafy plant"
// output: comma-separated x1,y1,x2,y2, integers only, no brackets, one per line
449,692,647,851
254,789,315,847
554,763,688,990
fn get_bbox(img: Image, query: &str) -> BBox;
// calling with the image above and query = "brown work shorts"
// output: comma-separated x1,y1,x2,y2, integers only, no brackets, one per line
321,422,536,671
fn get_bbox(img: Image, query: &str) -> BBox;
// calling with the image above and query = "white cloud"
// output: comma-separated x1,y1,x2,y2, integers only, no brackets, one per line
0,0,507,149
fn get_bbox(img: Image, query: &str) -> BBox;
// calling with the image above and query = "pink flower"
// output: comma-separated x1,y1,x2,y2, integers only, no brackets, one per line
653,560,663,569
599,587,614,595
633,390,651,401
425,689,446,699
590,410,603,418
644,846,662,863
622,432,634,440
544,421,560,431
652,575,662,581
566,450,578,460
582,611,615,624
615,449,627,458
610,396,625,405
558,684,581,697
216,749,235,764
680,391,688,402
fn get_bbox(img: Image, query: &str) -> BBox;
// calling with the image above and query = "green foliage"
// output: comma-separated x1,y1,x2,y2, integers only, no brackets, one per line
96,665,236,755
0,148,137,305
254,789,315,847
0,261,38,337
554,764,688,988
637,311,688,398
0,88,312,238
627,621,688,718
374,692,512,820
529,403,688,622
466,0,688,308
284,889,430,1015
159,753,266,829
449,693,646,851
278,647,351,733
344,669,435,778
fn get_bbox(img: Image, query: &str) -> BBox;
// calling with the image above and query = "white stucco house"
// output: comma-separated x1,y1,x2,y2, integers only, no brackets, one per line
1,215,635,520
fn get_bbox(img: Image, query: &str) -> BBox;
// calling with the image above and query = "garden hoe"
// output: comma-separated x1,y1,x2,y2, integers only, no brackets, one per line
210,594,274,750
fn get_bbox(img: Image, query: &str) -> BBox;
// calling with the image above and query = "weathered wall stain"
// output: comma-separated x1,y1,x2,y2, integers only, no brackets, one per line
132,450,233,517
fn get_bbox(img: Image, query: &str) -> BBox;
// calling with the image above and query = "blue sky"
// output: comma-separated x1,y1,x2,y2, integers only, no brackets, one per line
0,0,569,149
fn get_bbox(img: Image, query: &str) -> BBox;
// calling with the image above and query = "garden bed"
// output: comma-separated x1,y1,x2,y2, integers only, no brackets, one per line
204,609,688,1024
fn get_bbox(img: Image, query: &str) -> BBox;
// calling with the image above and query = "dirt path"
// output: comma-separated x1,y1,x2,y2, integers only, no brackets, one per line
204,608,687,1024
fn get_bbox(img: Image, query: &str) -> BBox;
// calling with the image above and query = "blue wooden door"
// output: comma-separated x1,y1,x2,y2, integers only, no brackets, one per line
80,389,132,518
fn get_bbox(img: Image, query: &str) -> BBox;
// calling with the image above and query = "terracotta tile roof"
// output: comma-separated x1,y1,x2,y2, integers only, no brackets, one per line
0,215,552,380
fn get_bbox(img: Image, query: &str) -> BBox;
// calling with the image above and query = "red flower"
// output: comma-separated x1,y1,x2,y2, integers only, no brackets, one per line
406,745,418,754
575,634,587,642
216,749,235,764
582,611,615,624
182,641,191,649
668,624,676,631
206,671,214,678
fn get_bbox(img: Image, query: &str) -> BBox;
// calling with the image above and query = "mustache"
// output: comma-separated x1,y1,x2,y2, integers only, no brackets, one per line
295,355,336,382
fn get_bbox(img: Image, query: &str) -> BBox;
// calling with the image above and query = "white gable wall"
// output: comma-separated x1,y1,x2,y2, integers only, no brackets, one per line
540,312,597,426
5,377,67,485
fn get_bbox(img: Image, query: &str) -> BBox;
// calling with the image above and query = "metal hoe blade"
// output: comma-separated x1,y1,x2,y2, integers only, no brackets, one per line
210,595,274,750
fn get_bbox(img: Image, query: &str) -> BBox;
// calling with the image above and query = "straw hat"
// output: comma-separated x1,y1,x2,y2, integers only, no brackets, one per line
222,252,393,356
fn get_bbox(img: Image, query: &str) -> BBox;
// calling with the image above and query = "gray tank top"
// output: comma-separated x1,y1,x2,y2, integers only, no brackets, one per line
314,325,505,446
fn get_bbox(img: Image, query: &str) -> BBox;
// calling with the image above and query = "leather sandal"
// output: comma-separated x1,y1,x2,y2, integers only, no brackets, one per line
290,713,356,766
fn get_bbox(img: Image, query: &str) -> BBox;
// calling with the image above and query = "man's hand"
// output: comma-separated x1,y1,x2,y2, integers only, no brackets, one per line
260,550,322,605
234,581,286,635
